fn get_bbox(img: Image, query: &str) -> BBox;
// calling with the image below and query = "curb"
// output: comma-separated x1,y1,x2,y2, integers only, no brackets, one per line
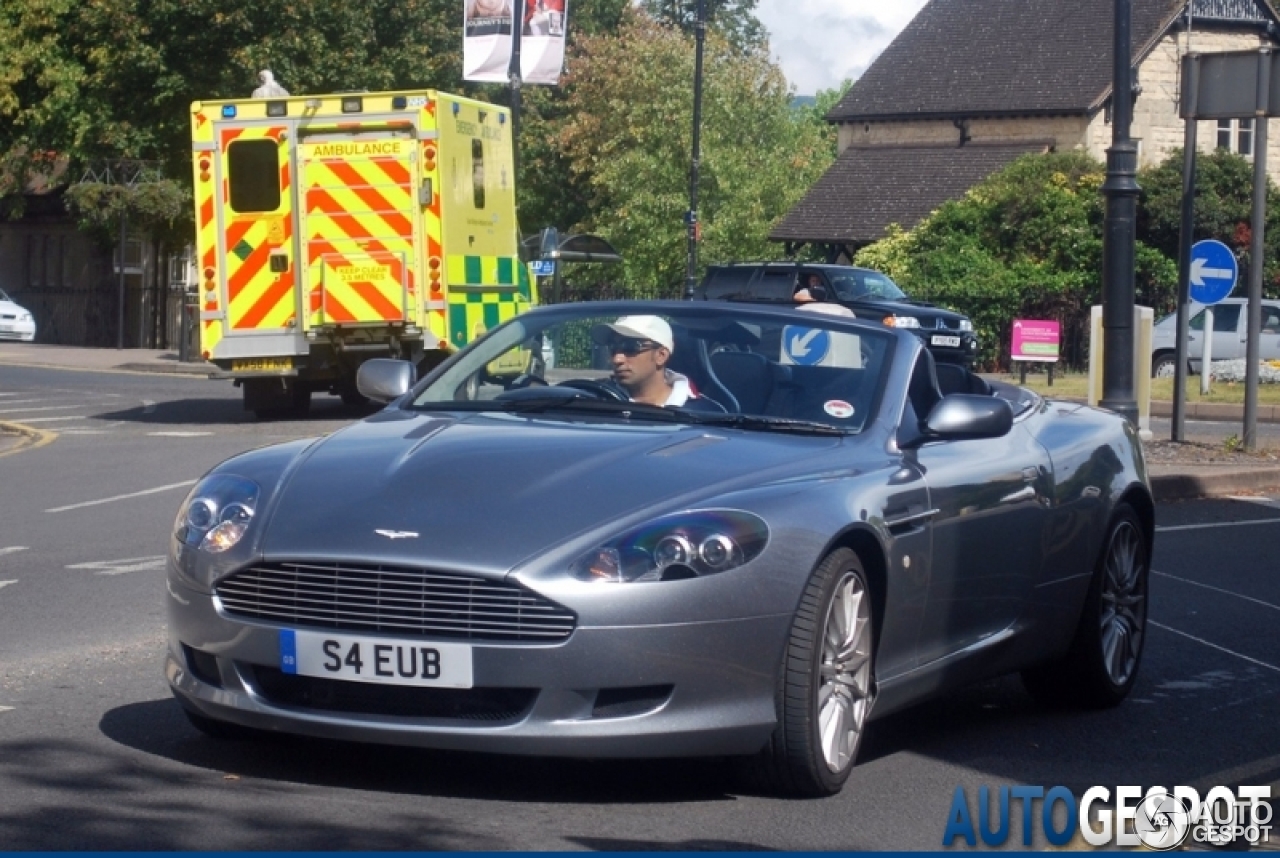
1150,469,1280,502
0,358,213,377
0,421,57,459
114,362,215,376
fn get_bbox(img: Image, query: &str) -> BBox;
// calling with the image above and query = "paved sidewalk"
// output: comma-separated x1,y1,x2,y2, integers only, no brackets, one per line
3,343,1280,500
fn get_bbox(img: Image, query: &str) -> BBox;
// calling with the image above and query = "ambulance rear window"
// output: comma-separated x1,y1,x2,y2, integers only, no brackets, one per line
227,140,281,213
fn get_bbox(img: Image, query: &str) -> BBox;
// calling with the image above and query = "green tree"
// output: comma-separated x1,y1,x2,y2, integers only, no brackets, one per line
550,8,835,296
855,151,1178,370
638,0,766,52
1137,148,1280,297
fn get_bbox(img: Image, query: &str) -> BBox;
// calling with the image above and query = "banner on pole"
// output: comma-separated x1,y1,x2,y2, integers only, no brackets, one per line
463,0,567,85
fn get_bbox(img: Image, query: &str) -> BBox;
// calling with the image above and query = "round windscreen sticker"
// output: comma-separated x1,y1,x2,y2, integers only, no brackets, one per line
824,400,855,419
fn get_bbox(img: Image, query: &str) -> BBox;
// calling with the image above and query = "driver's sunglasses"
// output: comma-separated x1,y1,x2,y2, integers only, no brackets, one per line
607,338,659,357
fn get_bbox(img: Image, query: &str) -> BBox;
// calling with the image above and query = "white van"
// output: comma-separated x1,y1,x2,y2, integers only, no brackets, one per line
1151,297,1280,376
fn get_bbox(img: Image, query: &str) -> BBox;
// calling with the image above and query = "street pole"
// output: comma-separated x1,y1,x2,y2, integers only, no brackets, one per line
117,207,127,351
683,0,706,300
1172,54,1199,442
1100,0,1140,426
508,0,525,183
1244,50,1271,451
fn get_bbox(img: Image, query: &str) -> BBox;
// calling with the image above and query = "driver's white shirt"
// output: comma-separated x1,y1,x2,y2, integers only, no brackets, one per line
663,370,694,407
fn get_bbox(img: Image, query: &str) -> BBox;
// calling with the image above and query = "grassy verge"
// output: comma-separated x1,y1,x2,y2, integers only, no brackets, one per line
993,370,1280,405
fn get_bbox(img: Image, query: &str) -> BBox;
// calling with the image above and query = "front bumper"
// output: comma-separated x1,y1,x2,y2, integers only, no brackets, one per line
166,581,791,758
0,323,36,342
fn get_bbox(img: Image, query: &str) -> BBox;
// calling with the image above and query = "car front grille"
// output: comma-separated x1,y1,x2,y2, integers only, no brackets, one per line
215,561,576,643
249,665,537,721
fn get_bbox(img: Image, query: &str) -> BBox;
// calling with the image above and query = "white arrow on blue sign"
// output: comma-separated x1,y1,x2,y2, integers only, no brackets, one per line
783,326,830,366
1188,239,1238,306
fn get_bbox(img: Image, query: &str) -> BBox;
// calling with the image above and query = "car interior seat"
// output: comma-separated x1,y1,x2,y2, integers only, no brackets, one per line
668,328,739,412
907,348,943,427
933,362,992,396
709,351,777,414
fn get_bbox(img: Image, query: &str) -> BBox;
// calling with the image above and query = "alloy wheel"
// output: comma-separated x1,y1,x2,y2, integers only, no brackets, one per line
817,571,873,772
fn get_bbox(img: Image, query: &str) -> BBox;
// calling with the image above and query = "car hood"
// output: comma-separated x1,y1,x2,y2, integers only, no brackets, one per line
845,297,968,323
0,299,27,315
255,410,844,573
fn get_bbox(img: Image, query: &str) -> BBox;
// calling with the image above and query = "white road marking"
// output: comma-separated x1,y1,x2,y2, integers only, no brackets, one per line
147,431,212,437
1156,518,1280,533
0,580,17,590
17,415,90,423
142,399,156,414
0,706,14,713
1154,570,1280,613
66,555,167,576
0,547,29,556
45,479,197,513
1150,620,1280,674
58,429,112,435
0,404,81,415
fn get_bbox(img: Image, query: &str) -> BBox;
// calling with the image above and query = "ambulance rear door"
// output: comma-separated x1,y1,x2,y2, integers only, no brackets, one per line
296,125,418,331
213,122,301,364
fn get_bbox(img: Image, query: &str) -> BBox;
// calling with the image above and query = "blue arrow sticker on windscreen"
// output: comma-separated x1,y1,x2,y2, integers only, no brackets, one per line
279,629,297,674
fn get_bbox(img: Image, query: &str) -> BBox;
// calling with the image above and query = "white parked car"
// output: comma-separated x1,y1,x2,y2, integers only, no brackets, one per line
1151,297,1280,377
0,288,36,342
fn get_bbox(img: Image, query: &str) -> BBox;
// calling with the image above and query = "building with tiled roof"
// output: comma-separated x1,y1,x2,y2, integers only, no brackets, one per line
773,0,1280,260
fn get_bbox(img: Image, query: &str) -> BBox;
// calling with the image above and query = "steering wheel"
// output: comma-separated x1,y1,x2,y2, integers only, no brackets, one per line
556,378,629,401
506,373,548,390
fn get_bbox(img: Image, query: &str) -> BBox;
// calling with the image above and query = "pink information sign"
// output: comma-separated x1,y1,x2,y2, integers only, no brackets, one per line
1011,319,1060,363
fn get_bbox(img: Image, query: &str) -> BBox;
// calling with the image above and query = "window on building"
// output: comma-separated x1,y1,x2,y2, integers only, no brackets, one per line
1217,119,1254,156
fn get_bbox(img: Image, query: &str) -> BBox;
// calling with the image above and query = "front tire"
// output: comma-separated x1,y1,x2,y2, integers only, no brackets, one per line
749,548,875,796
1151,352,1178,379
1023,503,1149,708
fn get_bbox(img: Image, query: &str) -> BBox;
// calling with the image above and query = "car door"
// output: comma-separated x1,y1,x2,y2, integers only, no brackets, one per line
1189,302,1244,368
1260,303,1280,361
901,357,1052,665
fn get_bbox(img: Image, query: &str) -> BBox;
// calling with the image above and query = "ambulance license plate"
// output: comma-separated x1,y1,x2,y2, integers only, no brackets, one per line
930,335,962,348
232,357,292,372
279,629,474,689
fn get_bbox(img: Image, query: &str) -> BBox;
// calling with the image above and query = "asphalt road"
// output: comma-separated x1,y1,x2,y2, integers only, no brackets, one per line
1,365,1277,850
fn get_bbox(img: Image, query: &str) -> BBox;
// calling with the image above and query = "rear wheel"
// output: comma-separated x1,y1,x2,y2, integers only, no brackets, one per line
1022,503,1149,708
1151,352,1178,379
748,548,875,796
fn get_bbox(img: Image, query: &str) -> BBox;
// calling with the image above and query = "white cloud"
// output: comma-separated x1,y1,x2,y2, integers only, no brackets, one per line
754,0,929,95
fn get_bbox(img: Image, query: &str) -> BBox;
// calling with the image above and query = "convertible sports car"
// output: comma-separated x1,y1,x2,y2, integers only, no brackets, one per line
166,300,1153,796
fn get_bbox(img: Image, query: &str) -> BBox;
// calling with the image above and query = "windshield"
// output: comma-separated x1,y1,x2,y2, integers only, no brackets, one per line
828,270,907,302
0,288,11,302
409,303,894,434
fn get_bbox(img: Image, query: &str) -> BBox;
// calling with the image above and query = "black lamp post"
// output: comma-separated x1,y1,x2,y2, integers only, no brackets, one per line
683,0,707,299
1099,0,1140,426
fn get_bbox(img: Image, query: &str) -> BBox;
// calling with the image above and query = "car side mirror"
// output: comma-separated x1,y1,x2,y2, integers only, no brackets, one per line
356,359,416,403
911,394,1013,445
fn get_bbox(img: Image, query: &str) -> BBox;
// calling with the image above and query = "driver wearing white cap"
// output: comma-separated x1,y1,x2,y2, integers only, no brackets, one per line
590,315,720,411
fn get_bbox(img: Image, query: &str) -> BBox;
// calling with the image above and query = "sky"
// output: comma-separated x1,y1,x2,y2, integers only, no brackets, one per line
754,0,930,95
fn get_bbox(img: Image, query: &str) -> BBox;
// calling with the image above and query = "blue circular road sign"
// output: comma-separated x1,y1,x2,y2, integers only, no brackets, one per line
1188,239,1238,306
783,326,831,366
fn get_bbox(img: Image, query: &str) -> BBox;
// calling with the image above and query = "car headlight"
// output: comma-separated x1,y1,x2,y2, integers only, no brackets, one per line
18,312,32,323
883,315,920,329
570,510,769,584
958,319,974,332
174,474,260,553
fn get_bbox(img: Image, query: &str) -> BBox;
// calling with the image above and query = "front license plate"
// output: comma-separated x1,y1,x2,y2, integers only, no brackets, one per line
232,357,292,372
931,335,962,348
279,629,473,689
0,324,13,332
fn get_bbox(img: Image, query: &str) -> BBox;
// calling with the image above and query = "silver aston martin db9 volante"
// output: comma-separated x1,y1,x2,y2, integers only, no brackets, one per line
166,300,1153,796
